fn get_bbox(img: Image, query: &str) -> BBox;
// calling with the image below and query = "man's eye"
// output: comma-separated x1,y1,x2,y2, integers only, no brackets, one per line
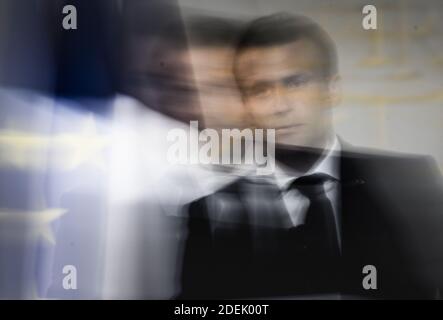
285,75,310,89
248,86,272,97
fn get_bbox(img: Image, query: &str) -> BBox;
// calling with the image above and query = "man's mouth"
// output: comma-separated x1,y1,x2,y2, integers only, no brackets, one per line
272,123,306,130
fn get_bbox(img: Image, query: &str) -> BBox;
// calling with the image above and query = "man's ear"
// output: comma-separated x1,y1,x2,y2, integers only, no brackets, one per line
327,74,342,107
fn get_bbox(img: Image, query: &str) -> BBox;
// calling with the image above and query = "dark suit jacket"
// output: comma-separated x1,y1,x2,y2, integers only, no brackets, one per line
178,142,443,299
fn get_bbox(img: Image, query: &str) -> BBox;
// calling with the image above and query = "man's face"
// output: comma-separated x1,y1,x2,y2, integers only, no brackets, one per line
124,37,201,122
188,46,245,130
235,39,338,148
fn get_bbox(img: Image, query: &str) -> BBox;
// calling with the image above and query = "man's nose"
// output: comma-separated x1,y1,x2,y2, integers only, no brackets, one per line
271,85,292,115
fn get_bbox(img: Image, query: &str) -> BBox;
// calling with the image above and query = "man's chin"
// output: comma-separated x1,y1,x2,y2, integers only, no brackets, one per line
274,134,312,149
274,136,329,152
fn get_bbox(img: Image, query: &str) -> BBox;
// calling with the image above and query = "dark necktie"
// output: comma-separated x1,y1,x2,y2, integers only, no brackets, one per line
287,173,341,292
287,173,340,258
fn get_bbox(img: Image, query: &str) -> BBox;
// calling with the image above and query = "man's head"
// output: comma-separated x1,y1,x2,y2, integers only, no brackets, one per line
234,13,341,148
185,16,245,130
121,3,201,123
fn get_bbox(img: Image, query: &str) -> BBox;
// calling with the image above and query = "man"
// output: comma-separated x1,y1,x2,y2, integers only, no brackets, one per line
179,13,443,299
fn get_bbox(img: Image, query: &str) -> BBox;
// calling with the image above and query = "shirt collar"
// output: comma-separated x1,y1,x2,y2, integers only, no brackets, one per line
196,136,341,192
273,136,341,190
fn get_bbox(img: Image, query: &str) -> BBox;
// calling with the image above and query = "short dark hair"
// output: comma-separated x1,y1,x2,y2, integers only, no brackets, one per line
184,15,242,48
235,13,338,78
131,15,242,51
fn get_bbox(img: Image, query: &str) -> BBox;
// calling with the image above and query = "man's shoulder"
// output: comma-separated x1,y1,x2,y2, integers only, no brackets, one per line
340,141,442,185
342,139,435,165
186,177,245,211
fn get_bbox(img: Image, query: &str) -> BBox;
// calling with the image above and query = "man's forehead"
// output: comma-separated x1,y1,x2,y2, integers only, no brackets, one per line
235,40,321,82
189,47,235,68
189,46,237,81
